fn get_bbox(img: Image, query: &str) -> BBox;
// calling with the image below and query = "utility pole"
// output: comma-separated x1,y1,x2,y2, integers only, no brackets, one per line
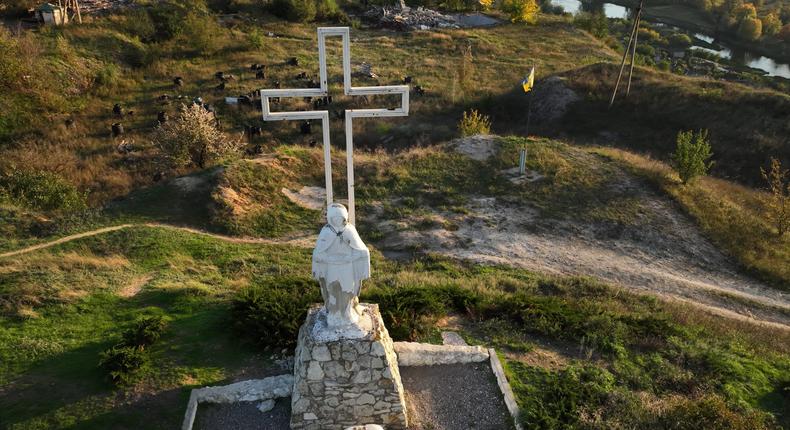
609,0,644,108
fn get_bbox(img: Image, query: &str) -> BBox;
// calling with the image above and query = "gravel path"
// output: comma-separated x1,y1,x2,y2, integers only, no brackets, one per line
193,398,291,430
401,363,515,430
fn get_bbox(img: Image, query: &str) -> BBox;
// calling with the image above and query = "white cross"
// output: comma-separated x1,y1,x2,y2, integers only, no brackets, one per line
260,27,410,225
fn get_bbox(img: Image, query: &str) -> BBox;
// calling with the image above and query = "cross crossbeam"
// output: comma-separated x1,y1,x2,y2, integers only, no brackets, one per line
260,27,409,225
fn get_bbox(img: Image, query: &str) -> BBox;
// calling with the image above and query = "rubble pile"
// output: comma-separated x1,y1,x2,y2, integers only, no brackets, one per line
77,0,134,14
364,6,462,30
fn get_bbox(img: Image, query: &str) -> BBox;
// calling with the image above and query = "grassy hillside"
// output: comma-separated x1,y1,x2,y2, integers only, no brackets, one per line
0,226,788,429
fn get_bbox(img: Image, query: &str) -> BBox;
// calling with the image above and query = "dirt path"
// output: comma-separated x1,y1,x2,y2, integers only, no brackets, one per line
0,223,315,259
378,137,790,331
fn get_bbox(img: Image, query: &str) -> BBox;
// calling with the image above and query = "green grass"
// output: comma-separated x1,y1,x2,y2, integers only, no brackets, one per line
1,226,788,428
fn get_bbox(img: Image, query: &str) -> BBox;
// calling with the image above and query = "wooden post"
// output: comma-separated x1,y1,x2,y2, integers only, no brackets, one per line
609,0,644,108
626,9,642,97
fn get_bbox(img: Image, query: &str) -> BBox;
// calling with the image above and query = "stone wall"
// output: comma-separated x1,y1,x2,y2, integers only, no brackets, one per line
291,304,408,430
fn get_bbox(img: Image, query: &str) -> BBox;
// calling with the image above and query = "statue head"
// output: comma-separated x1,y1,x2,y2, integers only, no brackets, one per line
327,203,348,230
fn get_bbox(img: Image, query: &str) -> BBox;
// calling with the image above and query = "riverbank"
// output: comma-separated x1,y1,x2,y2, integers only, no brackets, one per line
606,0,790,65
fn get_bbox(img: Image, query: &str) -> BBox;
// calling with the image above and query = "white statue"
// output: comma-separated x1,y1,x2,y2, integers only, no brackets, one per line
312,203,371,328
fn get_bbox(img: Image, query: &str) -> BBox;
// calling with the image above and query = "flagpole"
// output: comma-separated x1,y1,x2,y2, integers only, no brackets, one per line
520,66,535,175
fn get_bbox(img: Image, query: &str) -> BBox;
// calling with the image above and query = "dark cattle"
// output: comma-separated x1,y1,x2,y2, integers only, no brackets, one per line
111,123,123,137
238,95,252,105
65,118,75,128
303,96,312,103
295,71,307,80
157,111,168,124
250,64,260,70
403,76,413,84
113,103,122,117
153,171,166,182
215,82,226,91
158,94,170,101
300,120,311,135
308,79,319,88
173,77,184,87
256,69,265,79
246,144,263,156
126,110,134,116
308,139,317,147
286,57,299,66
414,85,425,96
215,71,225,80
203,104,215,113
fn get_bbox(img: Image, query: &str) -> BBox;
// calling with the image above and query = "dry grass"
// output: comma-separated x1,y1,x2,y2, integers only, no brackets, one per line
598,147,790,291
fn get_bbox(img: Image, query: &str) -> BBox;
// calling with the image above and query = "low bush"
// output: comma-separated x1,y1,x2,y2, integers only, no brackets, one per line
574,12,608,38
657,395,774,430
269,0,339,22
98,345,148,386
122,316,169,348
0,168,86,213
155,103,241,169
668,33,693,47
231,276,321,349
500,0,539,23
458,109,492,137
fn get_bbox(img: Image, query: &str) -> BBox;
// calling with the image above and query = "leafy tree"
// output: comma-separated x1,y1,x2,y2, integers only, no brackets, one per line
154,103,241,169
574,12,609,38
760,12,782,36
733,2,757,20
458,109,491,136
760,157,789,236
671,130,714,184
779,24,790,41
737,16,763,40
501,0,539,24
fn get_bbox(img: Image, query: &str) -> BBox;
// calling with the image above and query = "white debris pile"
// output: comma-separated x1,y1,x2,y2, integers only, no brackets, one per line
78,0,134,14
364,6,462,30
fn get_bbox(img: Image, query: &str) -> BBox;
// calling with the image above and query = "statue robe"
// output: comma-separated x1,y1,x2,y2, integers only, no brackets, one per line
311,223,370,296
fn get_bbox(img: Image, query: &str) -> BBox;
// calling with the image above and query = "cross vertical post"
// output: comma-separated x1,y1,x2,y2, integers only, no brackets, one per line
260,27,409,225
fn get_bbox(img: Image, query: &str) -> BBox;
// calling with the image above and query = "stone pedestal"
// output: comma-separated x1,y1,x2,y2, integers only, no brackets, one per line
290,304,408,430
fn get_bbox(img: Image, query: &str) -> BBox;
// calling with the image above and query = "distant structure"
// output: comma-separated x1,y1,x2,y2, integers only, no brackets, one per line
35,0,81,26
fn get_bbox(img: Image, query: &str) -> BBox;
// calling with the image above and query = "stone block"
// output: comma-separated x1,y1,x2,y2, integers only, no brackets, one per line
290,304,408,430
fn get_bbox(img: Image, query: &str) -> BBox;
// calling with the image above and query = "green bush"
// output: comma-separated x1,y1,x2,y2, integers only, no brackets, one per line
458,109,492,137
671,129,714,184
270,0,339,22
98,345,148,386
510,362,616,429
0,168,86,213
122,316,169,348
365,284,481,341
231,276,321,349
574,12,609,38
668,33,693,47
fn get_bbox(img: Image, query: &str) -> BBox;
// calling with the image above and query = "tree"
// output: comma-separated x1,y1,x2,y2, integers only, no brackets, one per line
154,103,240,169
761,12,782,36
671,130,714,184
760,158,789,236
779,24,790,42
501,0,539,24
738,16,763,40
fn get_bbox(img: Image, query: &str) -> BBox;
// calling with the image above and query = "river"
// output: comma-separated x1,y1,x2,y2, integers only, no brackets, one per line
550,0,790,79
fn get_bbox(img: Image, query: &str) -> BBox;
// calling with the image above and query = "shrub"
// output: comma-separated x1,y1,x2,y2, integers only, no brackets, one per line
458,109,491,137
98,345,148,386
760,157,789,236
247,28,266,50
500,0,539,23
0,168,86,213
231,276,321,349
737,16,763,41
269,0,338,22
122,316,169,348
574,12,608,38
181,12,223,55
671,129,713,184
668,33,693,47
154,103,241,168
761,13,782,36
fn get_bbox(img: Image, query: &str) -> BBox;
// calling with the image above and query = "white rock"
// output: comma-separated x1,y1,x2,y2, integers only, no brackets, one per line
257,399,275,413
393,342,489,366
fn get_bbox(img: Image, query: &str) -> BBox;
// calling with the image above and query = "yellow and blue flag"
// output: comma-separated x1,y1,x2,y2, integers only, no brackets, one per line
522,67,535,93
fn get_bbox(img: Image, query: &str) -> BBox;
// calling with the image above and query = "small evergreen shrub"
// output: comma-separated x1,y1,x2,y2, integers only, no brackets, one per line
98,346,148,386
671,129,714,184
231,276,321,349
122,316,169,348
458,109,491,137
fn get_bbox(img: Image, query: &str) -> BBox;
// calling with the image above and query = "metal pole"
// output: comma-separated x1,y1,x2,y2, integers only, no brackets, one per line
522,88,534,175
609,2,641,108
345,112,356,225
626,7,642,97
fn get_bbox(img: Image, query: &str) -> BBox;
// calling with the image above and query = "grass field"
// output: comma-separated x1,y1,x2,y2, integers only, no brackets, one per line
0,226,788,429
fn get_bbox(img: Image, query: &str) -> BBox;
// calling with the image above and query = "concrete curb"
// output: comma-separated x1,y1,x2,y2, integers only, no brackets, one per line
488,348,522,430
181,374,293,430
393,341,490,366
